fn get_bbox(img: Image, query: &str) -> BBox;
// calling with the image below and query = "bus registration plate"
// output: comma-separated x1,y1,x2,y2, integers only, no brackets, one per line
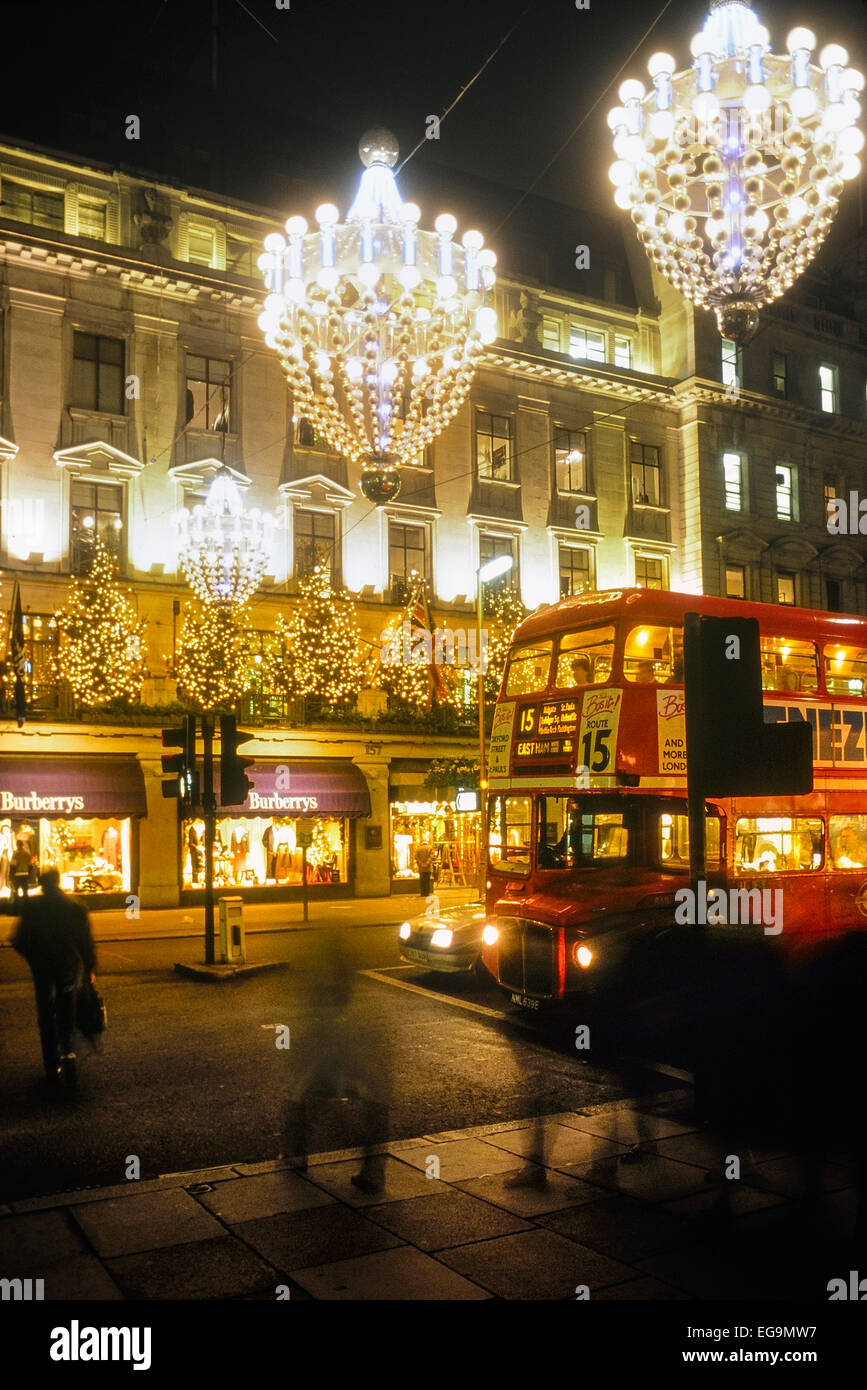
510,992,541,1010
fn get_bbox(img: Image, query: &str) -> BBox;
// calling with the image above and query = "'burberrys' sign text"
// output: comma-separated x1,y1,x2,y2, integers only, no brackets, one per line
1,792,85,814
248,793,319,812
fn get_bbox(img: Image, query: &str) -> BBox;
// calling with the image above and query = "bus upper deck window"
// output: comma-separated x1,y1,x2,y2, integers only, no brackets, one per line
824,646,867,696
760,637,818,694
505,641,552,697
554,626,615,688
624,625,683,683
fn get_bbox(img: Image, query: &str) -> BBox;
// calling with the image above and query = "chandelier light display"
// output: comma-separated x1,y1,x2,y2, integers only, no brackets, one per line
607,1,864,340
258,128,498,503
174,467,275,606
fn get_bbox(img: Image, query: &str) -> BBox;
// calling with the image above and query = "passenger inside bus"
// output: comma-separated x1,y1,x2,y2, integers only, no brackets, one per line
634,660,655,684
832,822,867,868
570,655,592,685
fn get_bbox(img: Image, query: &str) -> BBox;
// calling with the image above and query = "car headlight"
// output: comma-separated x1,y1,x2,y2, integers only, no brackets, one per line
430,928,453,948
482,924,499,945
399,921,411,941
574,944,593,969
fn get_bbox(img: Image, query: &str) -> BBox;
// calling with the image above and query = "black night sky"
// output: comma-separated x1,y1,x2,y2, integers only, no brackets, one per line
2,0,866,282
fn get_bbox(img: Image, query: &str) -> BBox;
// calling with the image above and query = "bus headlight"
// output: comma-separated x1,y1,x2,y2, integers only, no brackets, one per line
482,924,499,945
399,921,411,940
574,944,593,969
431,928,453,948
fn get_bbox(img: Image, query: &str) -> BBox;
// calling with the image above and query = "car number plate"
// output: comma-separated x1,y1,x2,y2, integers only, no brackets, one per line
510,992,541,1010
403,947,429,964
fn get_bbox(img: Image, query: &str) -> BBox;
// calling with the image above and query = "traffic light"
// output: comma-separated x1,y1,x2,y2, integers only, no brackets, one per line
684,614,813,797
219,715,254,806
161,714,198,803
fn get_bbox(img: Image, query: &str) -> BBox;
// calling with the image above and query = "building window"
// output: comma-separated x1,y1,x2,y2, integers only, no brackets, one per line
614,335,632,369
559,545,593,597
389,522,428,603
70,479,123,574
723,452,744,512
826,578,842,612
568,325,606,363
71,332,125,414
479,532,516,610
635,553,667,590
476,411,514,482
1,179,63,230
725,564,746,599
819,364,839,413
777,571,796,606
295,417,330,450
721,339,740,388
187,224,216,267
295,510,338,582
78,199,107,241
775,464,795,521
773,352,787,397
542,316,561,352
630,442,662,507
226,235,256,277
1,614,60,712
554,427,588,494
825,477,838,526
186,356,232,431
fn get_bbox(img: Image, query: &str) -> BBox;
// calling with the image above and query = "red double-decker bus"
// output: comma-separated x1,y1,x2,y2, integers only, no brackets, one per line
481,589,867,1009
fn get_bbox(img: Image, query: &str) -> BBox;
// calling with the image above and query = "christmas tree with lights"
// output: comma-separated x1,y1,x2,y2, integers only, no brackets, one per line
484,584,528,704
54,538,147,706
272,566,362,710
175,600,255,709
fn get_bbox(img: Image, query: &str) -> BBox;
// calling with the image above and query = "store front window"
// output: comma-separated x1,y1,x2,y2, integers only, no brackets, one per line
0,816,131,897
182,814,347,888
390,799,481,888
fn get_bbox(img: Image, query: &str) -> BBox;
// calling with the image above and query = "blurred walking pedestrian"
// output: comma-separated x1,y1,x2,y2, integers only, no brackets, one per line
2,869,96,1088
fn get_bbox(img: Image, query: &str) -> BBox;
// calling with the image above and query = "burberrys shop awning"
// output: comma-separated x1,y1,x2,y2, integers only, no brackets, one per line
0,758,147,818
214,761,371,818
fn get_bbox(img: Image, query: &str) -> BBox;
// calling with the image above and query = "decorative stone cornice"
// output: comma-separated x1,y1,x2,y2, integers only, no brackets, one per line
169,457,250,493
54,439,143,479
279,474,356,509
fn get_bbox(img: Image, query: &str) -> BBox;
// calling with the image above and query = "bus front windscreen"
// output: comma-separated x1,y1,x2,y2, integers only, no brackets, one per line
537,796,633,869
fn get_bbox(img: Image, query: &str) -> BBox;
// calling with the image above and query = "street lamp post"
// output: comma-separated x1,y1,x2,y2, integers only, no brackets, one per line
476,553,514,899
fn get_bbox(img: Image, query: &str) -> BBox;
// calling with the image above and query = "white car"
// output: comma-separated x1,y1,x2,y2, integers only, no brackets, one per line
398,904,490,976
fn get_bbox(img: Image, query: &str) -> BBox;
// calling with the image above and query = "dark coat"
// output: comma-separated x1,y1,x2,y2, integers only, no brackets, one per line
8,889,96,979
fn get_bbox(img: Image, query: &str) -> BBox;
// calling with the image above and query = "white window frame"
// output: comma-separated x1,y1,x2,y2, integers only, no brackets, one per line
542,316,561,352
775,463,795,522
721,339,740,388
614,335,633,369
819,363,839,413
568,324,606,364
723,451,744,512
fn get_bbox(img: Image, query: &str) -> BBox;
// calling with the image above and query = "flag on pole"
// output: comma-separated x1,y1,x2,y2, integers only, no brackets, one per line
10,582,27,726
410,574,450,706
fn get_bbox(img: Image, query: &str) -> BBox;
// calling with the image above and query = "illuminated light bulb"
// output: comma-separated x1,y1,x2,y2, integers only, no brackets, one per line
263,232,285,254
789,87,818,119
314,203,339,225
647,52,675,77
690,32,715,58
613,186,634,209
344,358,364,380
317,266,339,291
398,265,422,289
786,197,808,223
619,78,646,102
838,126,865,155
434,213,457,235
693,91,720,123
476,306,498,343
380,359,399,384
436,275,458,299
841,68,865,92
284,215,308,236
668,211,687,238
841,155,862,179
743,85,772,113
400,202,421,223
649,109,675,141
606,106,628,131
412,357,429,377
787,27,816,54
357,262,380,286
284,277,306,303
820,44,848,70
824,103,854,132
609,160,635,187
462,229,484,249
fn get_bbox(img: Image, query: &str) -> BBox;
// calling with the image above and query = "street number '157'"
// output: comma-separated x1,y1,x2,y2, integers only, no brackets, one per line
581,727,612,772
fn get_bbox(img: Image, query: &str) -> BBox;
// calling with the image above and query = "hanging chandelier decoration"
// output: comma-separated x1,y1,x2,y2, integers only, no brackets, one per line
174,467,275,606
258,128,498,504
607,1,864,341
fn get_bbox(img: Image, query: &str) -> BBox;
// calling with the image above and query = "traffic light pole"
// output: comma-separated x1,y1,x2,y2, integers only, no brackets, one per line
202,714,216,965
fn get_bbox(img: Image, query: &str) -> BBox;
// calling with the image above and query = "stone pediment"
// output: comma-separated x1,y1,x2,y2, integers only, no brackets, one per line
714,527,767,563
279,474,356,509
54,439,143,479
766,535,819,567
818,537,867,579
169,457,250,495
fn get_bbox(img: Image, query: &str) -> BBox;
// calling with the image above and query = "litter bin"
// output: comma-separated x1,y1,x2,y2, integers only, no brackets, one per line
218,896,245,964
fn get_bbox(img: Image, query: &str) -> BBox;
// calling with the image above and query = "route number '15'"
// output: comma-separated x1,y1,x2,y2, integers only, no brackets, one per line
519,708,535,733
581,727,612,772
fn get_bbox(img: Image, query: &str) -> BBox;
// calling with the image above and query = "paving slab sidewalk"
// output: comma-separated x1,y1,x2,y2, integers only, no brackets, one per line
1,1092,859,1300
